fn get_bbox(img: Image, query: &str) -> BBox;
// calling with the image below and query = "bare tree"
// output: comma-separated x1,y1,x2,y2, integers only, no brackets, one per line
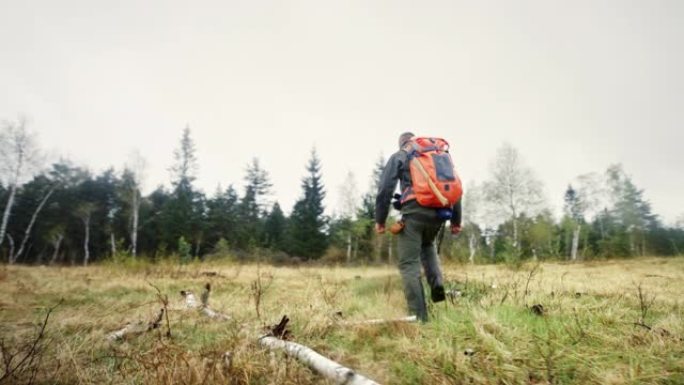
462,181,485,263
48,226,65,265
0,117,41,252
483,143,544,249
337,170,359,263
10,185,56,263
76,203,96,266
125,150,146,257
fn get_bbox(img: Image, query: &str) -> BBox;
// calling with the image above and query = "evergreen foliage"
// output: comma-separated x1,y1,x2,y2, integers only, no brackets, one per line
0,127,682,265
286,149,328,260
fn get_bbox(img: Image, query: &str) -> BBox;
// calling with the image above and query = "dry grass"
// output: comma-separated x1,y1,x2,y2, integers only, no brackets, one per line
1,257,683,384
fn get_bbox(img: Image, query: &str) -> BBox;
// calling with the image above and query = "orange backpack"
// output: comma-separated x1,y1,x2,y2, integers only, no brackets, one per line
401,137,463,208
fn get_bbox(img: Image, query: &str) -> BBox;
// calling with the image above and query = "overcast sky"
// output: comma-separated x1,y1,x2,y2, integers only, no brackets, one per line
1,0,682,223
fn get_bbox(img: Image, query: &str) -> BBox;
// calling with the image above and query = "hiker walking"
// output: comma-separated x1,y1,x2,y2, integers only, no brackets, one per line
375,132,463,322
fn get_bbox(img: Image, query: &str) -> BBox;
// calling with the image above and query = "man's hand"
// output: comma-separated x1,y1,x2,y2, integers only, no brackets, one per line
375,223,386,234
450,224,462,235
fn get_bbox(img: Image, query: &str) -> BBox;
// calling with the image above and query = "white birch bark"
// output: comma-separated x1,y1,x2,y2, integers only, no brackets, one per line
110,232,116,256
49,234,63,265
131,191,139,257
11,186,55,263
126,150,146,258
468,233,477,264
0,184,17,250
258,336,380,385
6,234,14,262
1,117,41,251
570,224,581,261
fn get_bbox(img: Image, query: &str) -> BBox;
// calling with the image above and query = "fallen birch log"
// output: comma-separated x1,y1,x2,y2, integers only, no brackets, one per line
180,283,230,320
337,315,417,326
107,308,164,341
258,316,380,385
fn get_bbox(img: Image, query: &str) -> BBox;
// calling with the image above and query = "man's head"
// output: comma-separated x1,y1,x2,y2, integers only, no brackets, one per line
398,132,415,149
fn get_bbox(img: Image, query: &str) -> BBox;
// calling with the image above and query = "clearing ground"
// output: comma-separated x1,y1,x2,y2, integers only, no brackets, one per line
1,257,683,384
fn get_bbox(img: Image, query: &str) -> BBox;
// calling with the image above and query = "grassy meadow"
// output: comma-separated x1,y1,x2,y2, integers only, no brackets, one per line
1,257,683,385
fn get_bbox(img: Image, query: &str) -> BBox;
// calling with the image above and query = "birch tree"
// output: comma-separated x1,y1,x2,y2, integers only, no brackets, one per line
576,172,609,239
10,184,56,263
563,185,585,261
461,182,485,263
0,117,41,252
337,170,359,262
77,202,96,266
124,151,146,257
483,143,544,250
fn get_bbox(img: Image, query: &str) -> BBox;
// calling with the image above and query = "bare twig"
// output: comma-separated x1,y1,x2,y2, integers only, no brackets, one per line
1,300,61,384
148,281,172,337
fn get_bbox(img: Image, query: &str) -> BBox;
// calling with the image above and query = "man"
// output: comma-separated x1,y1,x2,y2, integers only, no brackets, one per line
375,132,462,322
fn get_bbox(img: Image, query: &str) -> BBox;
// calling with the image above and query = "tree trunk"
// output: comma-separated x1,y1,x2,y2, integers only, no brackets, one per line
346,234,352,264
570,224,581,261
468,233,477,264
6,234,15,263
110,232,116,256
512,217,519,249
83,216,91,266
0,184,17,250
194,238,202,259
131,191,139,257
352,237,358,261
50,234,63,265
258,336,379,385
12,187,55,263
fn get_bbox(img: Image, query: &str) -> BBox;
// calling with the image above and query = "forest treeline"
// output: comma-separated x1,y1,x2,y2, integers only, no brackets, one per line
1,118,683,265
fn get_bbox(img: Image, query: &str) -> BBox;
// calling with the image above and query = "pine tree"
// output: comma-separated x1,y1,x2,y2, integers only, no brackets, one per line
286,149,328,260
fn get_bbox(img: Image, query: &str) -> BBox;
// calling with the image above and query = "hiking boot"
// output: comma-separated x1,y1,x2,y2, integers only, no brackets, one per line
431,285,446,303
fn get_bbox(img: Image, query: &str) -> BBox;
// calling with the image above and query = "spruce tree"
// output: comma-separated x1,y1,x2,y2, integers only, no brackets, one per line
286,149,328,259
163,126,200,252
237,158,272,248
206,185,239,251
264,202,286,250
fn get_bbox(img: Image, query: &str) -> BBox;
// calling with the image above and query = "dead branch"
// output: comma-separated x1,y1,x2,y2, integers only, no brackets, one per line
106,308,164,341
148,281,172,337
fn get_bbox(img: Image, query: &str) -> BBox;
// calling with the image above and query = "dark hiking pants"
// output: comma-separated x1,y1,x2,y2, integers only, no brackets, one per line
397,218,444,322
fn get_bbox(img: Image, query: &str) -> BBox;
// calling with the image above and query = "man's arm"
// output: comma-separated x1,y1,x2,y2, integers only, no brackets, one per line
374,154,402,227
